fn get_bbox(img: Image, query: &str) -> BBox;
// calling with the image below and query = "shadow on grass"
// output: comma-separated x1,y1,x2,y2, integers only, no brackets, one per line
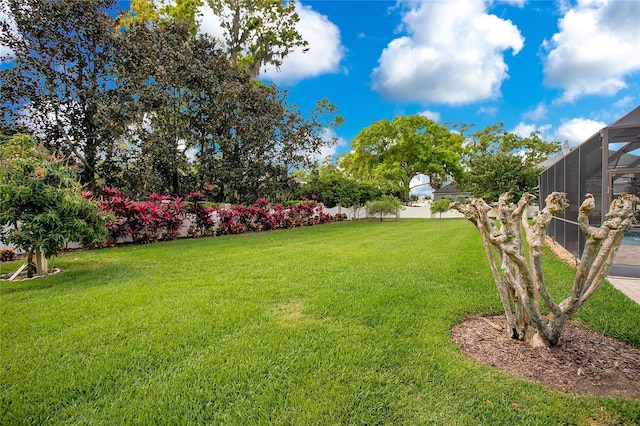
0,258,130,295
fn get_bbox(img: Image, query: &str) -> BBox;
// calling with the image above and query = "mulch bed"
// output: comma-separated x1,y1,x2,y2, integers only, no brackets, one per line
451,315,640,399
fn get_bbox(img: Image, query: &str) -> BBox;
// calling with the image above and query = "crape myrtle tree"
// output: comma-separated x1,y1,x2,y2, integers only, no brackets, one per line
461,123,561,202
0,135,107,277
453,191,638,348
338,115,465,202
0,0,130,192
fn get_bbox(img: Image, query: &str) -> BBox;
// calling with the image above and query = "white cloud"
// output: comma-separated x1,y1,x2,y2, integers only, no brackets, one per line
543,0,640,103
499,0,526,6
476,106,498,117
555,118,606,147
261,4,344,83
511,122,552,140
523,102,548,121
198,5,226,40
199,3,344,84
613,95,636,110
418,110,441,122
371,0,524,104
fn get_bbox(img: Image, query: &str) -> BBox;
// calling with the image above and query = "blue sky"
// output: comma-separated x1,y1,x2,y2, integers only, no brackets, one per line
198,0,640,162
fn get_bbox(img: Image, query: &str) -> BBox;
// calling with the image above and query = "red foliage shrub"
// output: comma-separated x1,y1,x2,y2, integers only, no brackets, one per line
94,187,340,244
96,187,186,244
1,248,17,262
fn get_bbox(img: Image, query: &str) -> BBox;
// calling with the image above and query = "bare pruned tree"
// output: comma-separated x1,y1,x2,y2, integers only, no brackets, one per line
453,192,638,348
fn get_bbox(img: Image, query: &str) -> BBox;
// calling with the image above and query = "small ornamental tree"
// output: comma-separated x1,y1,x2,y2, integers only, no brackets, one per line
0,135,108,277
366,195,403,222
453,192,638,348
431,199,451,218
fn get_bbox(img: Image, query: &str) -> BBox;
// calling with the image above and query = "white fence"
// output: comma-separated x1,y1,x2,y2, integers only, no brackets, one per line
322,204,466,220
2,204,539,252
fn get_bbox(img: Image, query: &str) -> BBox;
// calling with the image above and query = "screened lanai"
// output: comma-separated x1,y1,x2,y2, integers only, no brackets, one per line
539,105,640,277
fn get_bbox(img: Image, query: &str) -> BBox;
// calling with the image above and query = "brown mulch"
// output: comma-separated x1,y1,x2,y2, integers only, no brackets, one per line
451,315,640,399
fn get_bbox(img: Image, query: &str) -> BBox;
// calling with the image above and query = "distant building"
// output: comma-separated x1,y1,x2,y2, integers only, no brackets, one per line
539,105,640,278
432,182,470,202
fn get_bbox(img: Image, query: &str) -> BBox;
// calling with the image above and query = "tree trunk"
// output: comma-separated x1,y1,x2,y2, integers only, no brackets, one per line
452,192,638,348
34,247,48,276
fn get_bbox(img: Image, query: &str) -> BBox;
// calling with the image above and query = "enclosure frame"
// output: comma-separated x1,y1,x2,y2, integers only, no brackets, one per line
539,106,640,277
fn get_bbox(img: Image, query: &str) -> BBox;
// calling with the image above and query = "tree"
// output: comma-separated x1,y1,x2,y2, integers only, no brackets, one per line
0,135,107,277
366,195,403,222
339,115,464,202
205,0,308,78
431,199,451,218
113,20,203,197
297,164,379,210
119,0,203,37
0,0,128,191
461,123,561,202
452,191,638,348
464,152,539,203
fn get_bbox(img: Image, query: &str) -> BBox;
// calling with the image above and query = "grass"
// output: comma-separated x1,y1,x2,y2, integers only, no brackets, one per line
1,219,639,425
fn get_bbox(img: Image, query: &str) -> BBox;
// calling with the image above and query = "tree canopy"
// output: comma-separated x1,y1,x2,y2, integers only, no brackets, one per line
0,0,126,191
296,165,379,209
463,123,561,169
1,0,338,204
461,124,561,202
338,115,464,201
205,0,308,78
464,153,540,203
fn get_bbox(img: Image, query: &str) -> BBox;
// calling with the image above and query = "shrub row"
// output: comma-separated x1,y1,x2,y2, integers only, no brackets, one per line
87,187,345,245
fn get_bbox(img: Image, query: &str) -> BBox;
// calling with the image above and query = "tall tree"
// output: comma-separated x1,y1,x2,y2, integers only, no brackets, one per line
461,123,561,202
205,0,308,78
464,152,540,203
115,20,200,197
118,20,340,203
119,0,203,37
0,0,128,191
338,115,464,202
464,123,561,169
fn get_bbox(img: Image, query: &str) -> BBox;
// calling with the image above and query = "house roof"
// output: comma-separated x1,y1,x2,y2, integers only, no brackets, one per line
433,182,469,194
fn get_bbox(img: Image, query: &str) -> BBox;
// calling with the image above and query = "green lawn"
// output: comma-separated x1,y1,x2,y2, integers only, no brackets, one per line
1,219,639,425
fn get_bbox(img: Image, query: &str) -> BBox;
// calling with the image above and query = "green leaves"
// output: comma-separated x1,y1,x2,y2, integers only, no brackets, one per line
460,123,561,202
465,153,540,203
0,135,107,260
339,115,464,200
366,195,403,221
